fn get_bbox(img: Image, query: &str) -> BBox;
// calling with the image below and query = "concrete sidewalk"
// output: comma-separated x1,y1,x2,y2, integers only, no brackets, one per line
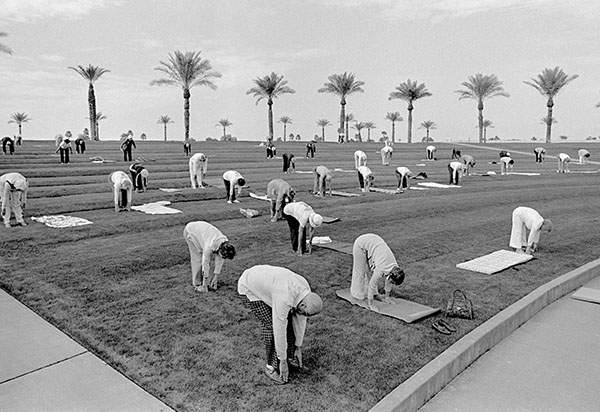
0,290,175,412
418,275,600,412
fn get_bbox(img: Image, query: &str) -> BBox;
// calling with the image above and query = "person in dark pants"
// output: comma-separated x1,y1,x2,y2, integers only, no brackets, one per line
533,147,545,163
183,139,192,156
266,143,276,159
121,135,136,162
283,201,323,255
282,153,295,173
15,135,22,146
267,178,295,222
55,139,73,164
448,161,464,185
238,265,323,384
75,137,86,154
222,170,246,203
306,142,316,158
129,162,148,192
2,136,14,155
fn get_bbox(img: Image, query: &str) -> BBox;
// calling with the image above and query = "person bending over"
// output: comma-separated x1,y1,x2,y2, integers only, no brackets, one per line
183,139,192,156
129,162,149,192
109,171,133,212
2,136,15,155
557,153,570,173
282,153,295,173
283,201,323,255
462,154,476,175
380,145,393,166
238,265,322,384
312,165,333,197
183,221,236,292
533,147,545,163
448,161,464,185
578,149,591,164
354,150,367,169
426,145,437,160
357,165,374,192
509,206,552,255
0,172,28,228
395,167,413,192
351,233,406,311
189,153,208,188
222,170,246,203
267,178,295,222
500,156,514,175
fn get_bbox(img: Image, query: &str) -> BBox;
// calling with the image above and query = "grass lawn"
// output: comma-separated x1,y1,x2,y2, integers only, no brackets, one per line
1,139,599,412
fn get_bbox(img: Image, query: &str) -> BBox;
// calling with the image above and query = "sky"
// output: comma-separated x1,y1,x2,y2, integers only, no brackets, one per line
1,0,600,143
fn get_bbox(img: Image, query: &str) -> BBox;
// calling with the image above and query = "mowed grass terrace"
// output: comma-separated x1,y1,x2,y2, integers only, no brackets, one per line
1,139,599,412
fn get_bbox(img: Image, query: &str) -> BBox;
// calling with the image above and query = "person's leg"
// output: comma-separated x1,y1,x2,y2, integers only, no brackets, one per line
65,150,70,164
509,212,523,250
402,174,408,189
223,179,231,201
245,299,278,369
313,172,319,195
358,171,364,189
270,200,276,219
11,193,25,225
286,312,296,362
184,229,204,289
350,243,369,300
130,171,137,190
285,214,299,252
3,192,14,226
448,164,453,184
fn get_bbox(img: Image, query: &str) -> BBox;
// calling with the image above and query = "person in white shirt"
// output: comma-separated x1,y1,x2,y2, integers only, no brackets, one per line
312,165,333,197
395,167,413,192
189,153,208,188
357,165,374,192
283,201,323,255
426,145,437,160
109,171,133,212
351,234,405,311
183,221,236,292
222,170,246,203
462,154,476,176
354,150,367,169
533,147,546,163
500,156,514,175
380,145,393,166
2,136,15,155
267,179,295,222
1,172,28,228
578,149,591,164
448,161,464,185
55,139,73,164
238,265,323,384
557,153,571,173
509,207,553,255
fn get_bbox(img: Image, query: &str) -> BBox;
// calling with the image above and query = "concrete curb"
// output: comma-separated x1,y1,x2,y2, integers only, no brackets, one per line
370,257,600,412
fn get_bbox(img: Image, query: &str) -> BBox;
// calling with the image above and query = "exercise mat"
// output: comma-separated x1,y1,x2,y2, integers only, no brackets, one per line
313,240,353,255
336,289,440,323
571,287,600,305
331,190,361,197
456,249,533,275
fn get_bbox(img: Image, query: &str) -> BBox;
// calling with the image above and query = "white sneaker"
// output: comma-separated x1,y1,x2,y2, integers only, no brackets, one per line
227,200,232,204
233,199,240,204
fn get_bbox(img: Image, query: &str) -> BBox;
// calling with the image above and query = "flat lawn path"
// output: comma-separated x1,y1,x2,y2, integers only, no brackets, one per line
1,140,599,412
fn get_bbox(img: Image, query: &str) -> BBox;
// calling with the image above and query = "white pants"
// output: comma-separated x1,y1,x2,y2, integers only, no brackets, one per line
350,243,370,300
355,154,367,169
2,190,25,225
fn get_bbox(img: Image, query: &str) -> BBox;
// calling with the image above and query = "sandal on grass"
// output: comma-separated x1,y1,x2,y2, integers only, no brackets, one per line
438,319,457,333
264,365,285,385
432,320,452,335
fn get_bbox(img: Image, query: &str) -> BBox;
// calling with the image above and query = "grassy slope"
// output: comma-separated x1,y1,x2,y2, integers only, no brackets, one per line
1,140,599,412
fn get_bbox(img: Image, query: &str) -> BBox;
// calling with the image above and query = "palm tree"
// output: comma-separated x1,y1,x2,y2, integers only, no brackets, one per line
364,121,376,142
278,116,293,142
318,72,365,143
8,112,30,136
94,112,107,140
385,112,403,143
540,116,557,125
345,113,355,142
216,118,232,140
151,50,222,141
157,115,174,141
389,80,432,143
247,72,295,144
524,67,578,143
481,119,494,142
352,121,366,142
456,74,509,144
316,119,331,141
68,64,110,141
419,120,437,140
0,32,13,55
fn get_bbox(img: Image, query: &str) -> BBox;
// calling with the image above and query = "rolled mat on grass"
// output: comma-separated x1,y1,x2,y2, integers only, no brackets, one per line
410,187,429,191
507,172,541,176
249,192,270,201
418,182,461,189
313,240,353,255
294,170,313,174
322,216,341,224
571,287,600,305
331,190,361,197
159,188,183,193
336,288,441,323
369,187,400,194
31,215,93,228
240,208,261,218
456,249,534,275
311,236,332,244
131,201,182,215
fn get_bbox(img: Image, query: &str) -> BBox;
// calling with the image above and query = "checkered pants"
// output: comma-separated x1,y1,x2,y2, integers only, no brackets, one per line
242,297,296,369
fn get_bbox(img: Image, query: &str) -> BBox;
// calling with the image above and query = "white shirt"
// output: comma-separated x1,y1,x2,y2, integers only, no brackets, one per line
513,207,544,247
110,171,132,188
238,265,311,360
0,172,28,210
426,145,436,152
222,170,243,183
189,153,208,174
381,146,393,154
396,167,412,176
283,201,315,228
357,165,372,179
449,161,463,171
354,234,399,300
184,221,228,276
558,153,571,162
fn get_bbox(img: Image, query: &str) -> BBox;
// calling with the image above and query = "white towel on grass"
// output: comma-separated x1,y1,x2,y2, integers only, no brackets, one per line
159,188,183,192
131,201,182,214
418,182,461,189
31,215,93,228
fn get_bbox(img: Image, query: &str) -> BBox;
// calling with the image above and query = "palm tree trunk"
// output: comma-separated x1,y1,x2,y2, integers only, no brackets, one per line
321,127,325,141
222,126,226,140
88,83,97,141
407,106,413,144
339,100,346,143
426,128,430,139
478,101,484,144
183,89,191,141
164,124,167,141
96,122,100,140
391,121,395,144
18,124,22,136
267,99,274,145
546,99,554,143
484,127,487,142
283,124,287,142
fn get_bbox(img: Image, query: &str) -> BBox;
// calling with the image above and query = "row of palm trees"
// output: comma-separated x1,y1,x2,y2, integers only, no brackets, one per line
1,33,582,144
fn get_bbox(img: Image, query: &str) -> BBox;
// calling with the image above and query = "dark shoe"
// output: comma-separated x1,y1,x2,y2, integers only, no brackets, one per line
432,320,451,335
438,319,456,333
264,365,285,385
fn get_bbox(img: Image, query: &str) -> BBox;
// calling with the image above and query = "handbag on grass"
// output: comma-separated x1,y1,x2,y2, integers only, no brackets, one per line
445,289,474,319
